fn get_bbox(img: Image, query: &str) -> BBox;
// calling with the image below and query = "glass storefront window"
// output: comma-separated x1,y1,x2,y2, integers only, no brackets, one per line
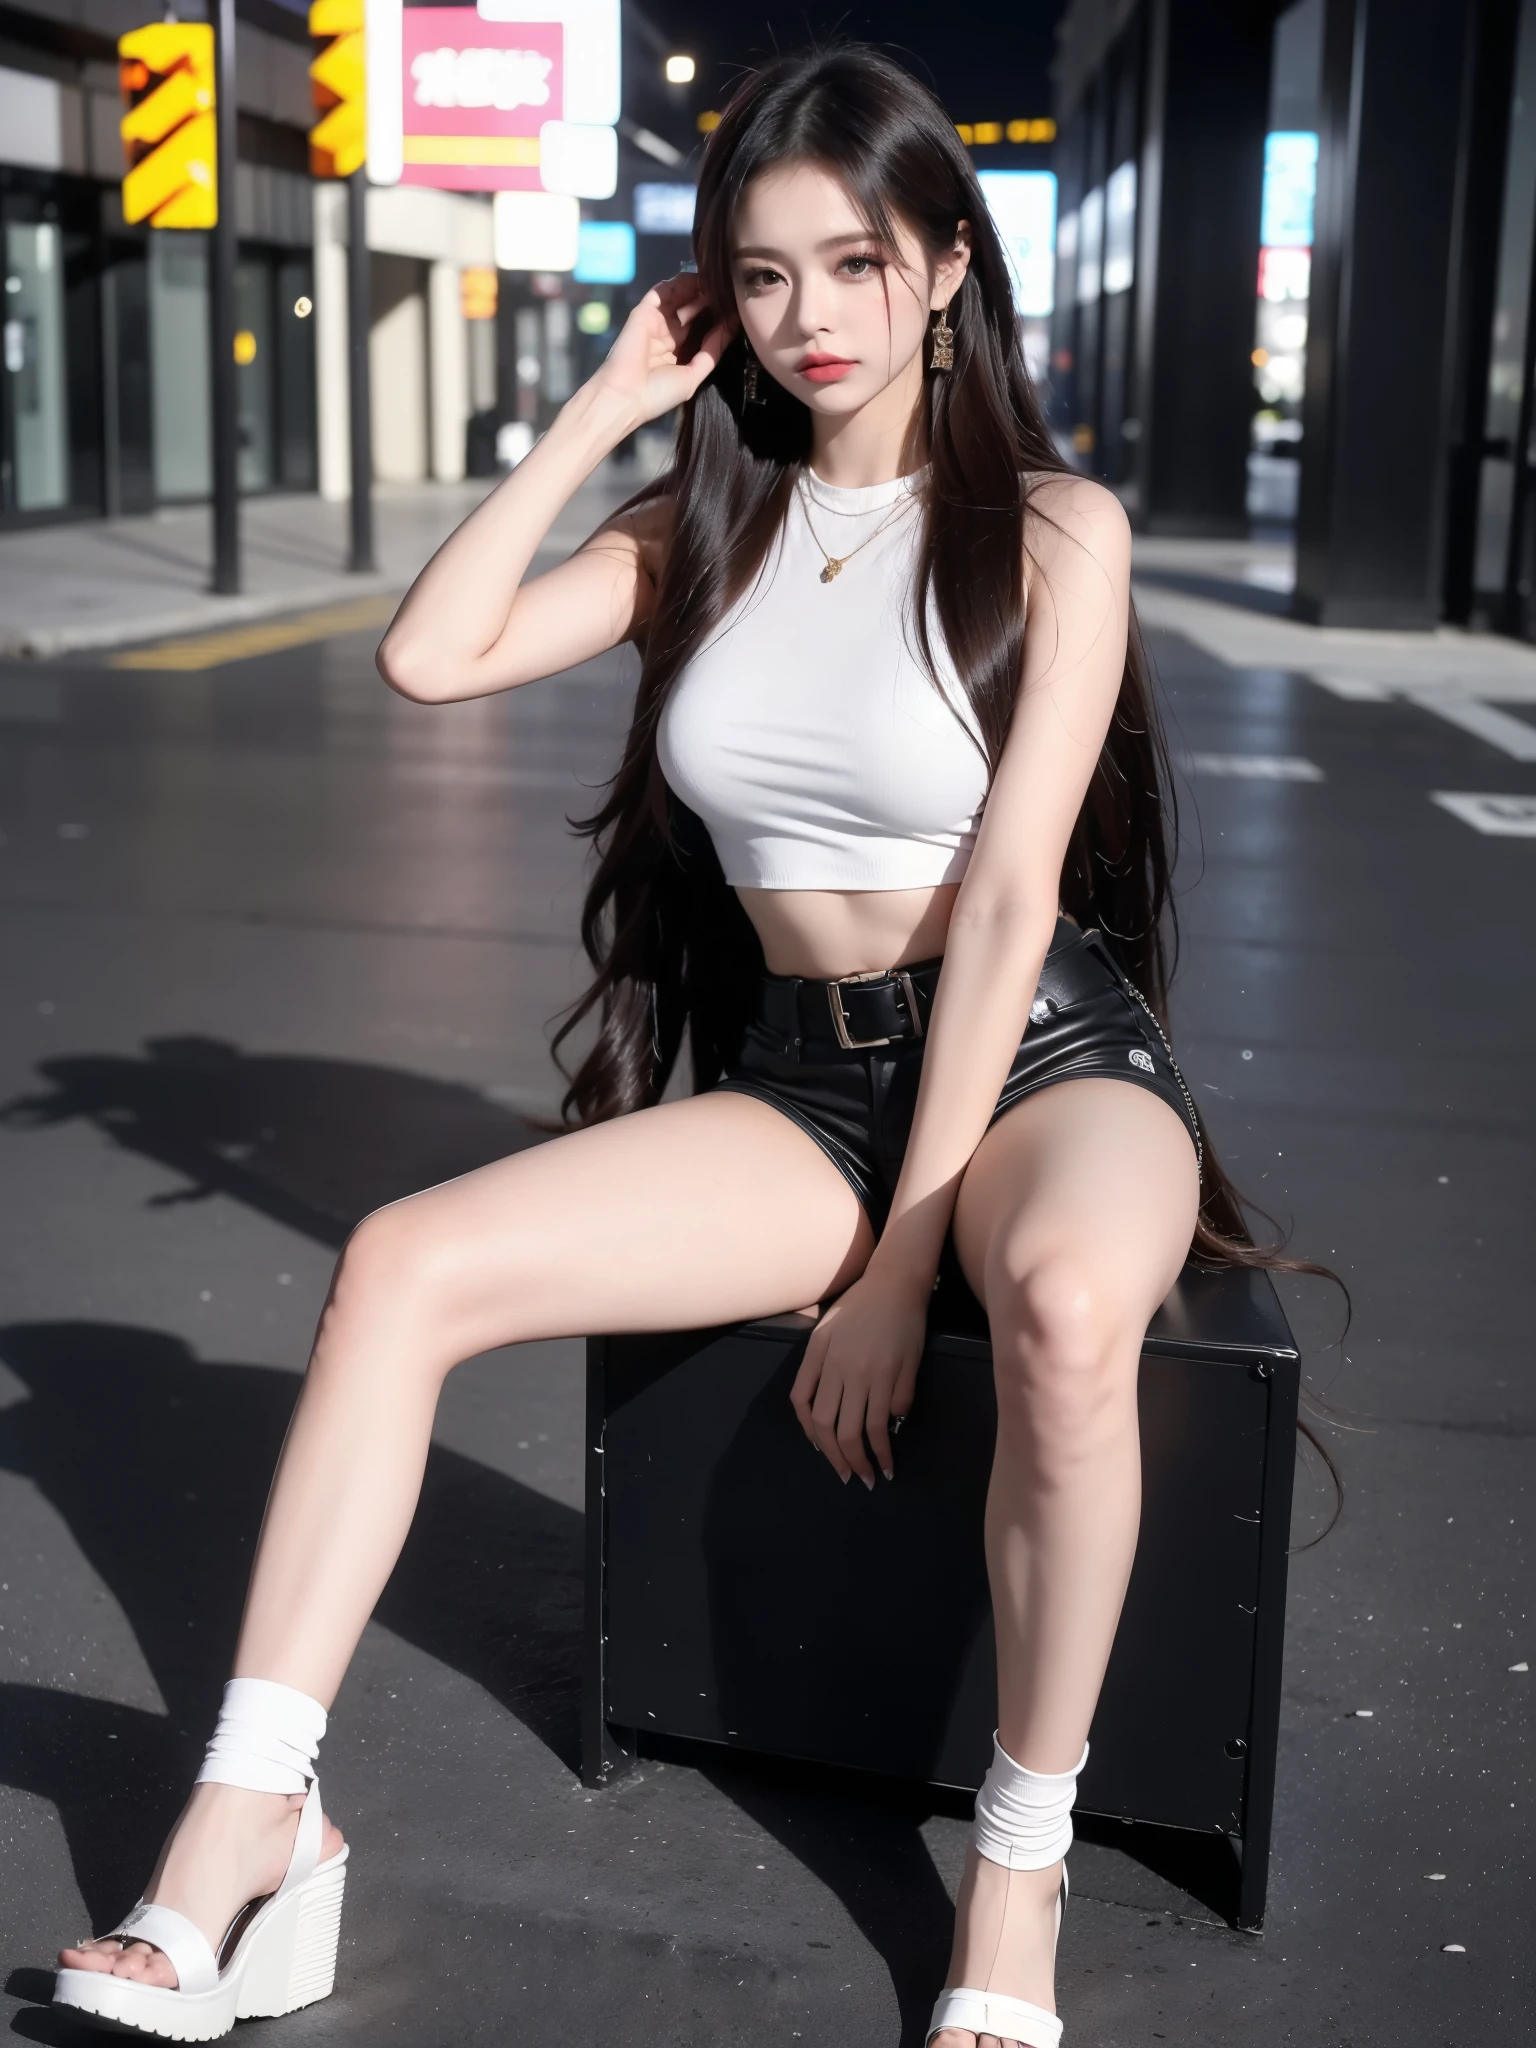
276,255,316,490
149,229,211,501
236,257,275,491
4,219,68,511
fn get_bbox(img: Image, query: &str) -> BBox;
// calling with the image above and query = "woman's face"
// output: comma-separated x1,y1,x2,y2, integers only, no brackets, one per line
729,160,968,420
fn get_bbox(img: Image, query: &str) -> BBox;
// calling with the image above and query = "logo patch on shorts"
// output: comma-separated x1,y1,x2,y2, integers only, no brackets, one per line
1128,1048,1155,1074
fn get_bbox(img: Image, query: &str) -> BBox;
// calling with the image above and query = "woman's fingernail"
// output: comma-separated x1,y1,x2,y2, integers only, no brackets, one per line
862,1474,875,1491
882,1468,894,1482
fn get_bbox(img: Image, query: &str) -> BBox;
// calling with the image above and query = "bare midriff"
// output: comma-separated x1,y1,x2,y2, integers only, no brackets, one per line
737,883,961,980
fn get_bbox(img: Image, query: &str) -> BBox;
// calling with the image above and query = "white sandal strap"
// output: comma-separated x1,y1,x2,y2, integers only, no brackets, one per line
96,1778,324,1999
109,1901,219,1996
973,1736,1088,1871
196,1677,327,1797
927,1986,1062,2047
275,1780,325,1898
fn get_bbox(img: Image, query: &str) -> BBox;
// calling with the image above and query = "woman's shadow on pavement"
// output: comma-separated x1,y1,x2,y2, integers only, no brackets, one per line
0,1039,582,1982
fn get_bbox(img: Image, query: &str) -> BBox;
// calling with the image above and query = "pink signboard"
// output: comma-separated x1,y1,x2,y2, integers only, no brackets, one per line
399,8,563,191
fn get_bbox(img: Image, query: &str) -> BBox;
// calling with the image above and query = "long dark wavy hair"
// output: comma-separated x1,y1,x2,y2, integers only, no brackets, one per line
552,42,1334,1339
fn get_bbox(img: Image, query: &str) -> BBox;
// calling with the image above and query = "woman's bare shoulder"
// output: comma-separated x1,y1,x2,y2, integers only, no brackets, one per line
1021,471,1131,590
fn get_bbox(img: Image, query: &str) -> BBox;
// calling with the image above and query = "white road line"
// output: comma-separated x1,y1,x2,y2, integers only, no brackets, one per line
1430,792,1536,836
1402,692,1536,762
1181,753,1325,781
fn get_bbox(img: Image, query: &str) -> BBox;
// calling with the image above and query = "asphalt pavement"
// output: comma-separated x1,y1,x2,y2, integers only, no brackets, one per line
0,511,1530,2046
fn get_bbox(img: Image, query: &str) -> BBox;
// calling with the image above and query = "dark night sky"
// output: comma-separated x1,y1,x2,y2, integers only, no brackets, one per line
630,1,1068,132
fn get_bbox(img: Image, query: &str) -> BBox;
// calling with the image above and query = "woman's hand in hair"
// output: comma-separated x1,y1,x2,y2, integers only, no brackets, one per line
591,274,734,427
789,1267,929,1486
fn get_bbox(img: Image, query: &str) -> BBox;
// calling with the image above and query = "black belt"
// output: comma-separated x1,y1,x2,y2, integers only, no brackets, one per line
754,926,1119,1058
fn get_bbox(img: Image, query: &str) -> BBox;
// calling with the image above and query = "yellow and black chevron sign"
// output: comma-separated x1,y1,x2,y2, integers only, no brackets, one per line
309,0,365,180
118,22,217,228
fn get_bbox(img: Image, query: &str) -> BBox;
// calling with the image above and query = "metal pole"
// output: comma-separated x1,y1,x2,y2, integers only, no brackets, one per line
346,166,375,573
209,0,240,594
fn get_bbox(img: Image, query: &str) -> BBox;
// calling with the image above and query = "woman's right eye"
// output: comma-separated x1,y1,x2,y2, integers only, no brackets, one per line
741,266,785,291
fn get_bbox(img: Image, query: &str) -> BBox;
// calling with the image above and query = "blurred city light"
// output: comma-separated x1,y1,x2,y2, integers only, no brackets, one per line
460,266,498,319
634,181,695,234
664,54,695,84
573,219,635,284
1261,131,1319,247
493,188,579,270
538,119,618,198
576,299,611,334
977,169,1057,320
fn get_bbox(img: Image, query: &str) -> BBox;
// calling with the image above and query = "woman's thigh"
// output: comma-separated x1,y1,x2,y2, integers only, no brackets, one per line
953,1078,1200,1333
350,1089,875,1359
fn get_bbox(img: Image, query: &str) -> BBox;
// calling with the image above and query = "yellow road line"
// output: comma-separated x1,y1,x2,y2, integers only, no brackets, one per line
109,594,399,671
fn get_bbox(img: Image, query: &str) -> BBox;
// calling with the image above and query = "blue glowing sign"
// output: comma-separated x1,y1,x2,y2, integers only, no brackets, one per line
634,182,696,234
574,220,636,284
1262,131,1318,248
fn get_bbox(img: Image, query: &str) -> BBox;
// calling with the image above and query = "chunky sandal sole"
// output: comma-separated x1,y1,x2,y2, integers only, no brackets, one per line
53,1848,346,2041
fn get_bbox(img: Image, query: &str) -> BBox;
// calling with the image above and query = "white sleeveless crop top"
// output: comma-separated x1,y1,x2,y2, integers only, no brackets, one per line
655,468,989,890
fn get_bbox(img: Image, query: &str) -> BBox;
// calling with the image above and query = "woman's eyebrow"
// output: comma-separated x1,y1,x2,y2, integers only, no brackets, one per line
732,232,882,260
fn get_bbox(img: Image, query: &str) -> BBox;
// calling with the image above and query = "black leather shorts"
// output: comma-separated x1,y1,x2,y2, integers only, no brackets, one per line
713,918,1201,1227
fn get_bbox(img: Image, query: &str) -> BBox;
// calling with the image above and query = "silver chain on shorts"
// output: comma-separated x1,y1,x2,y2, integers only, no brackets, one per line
1120,974,1204,1180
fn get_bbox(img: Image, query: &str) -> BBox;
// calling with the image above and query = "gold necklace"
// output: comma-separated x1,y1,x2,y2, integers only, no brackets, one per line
797,482,913,584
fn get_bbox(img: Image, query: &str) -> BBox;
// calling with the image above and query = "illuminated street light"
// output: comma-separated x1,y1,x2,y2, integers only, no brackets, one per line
664,53,695,83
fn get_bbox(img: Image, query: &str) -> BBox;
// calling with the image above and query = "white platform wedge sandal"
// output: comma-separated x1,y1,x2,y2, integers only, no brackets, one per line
926,1735,1087,2048
54,1678,346,2042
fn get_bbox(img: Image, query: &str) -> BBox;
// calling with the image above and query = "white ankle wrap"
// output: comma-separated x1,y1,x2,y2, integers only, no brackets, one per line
195,1677,327,1797
972,1734,1089,1871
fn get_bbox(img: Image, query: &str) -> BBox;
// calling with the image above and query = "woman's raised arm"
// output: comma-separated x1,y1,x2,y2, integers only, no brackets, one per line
376,276,731,704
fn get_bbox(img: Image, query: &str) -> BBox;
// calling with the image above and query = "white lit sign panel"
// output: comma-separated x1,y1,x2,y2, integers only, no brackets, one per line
1261,131,1318,248
539,118,616,197
494,187,579,268
977,169,1056,320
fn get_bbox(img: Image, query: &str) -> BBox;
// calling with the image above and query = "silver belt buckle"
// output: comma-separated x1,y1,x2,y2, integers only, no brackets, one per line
827,967,925,1051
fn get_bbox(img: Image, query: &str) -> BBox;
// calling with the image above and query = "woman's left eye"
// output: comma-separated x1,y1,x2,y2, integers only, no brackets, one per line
840,254,883,278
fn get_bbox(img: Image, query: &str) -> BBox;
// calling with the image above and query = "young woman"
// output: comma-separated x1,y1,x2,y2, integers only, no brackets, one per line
54,44,1254,2048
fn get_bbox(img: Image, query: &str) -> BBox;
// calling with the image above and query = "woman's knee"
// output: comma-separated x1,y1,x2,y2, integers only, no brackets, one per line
987,1253,1140,1452
321,1198,482,1365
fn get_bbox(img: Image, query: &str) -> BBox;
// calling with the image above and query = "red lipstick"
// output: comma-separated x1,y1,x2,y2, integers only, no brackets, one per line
796,352,856,384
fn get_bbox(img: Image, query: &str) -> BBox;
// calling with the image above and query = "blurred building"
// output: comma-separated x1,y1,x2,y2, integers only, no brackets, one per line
0,0,322,523
0,0,507,522
1049,0,1536,636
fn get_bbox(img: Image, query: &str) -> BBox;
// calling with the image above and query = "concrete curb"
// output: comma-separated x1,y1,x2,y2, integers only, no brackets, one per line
3,573,400,658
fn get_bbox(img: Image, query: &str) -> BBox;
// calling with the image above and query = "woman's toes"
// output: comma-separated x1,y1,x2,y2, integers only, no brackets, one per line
113,1940,177,1986
58,1941,117,1974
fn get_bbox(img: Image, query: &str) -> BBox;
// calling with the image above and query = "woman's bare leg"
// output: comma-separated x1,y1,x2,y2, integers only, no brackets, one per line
61,1090,872,1985
934,1079,1199,2048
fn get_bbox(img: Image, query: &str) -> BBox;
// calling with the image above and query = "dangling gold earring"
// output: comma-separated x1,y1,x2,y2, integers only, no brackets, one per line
930,305,955,372
743,344,764,405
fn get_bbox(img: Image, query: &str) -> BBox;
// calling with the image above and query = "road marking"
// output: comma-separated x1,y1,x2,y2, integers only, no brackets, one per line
1308,670,1394,701
1181,752,1325,781
107,594,399,671
1431,791,1536,836
1402,691,1536,761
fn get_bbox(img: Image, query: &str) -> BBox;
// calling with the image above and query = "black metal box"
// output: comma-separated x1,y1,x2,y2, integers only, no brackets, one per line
584,1263,1298,1929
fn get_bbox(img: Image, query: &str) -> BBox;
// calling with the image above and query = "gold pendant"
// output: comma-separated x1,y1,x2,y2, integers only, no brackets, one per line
820,559,843,583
